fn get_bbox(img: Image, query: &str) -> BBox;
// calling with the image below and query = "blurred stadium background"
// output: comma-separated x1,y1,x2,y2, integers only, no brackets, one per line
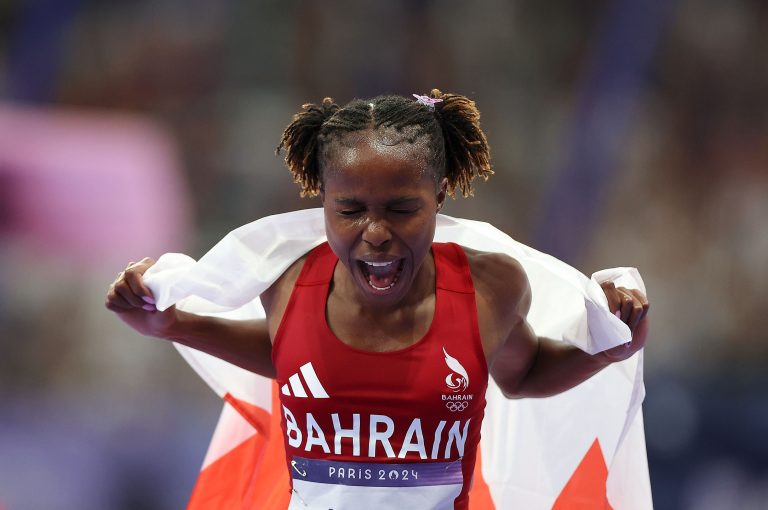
1,1,766,508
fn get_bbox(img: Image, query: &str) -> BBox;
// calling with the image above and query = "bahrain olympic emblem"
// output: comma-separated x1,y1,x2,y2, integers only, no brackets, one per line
443,347,469,392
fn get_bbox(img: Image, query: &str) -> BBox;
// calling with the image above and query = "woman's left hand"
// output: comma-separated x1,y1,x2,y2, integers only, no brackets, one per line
599,281,650,362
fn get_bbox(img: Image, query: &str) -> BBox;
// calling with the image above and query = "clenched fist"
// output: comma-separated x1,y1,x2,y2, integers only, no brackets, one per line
105,258,178,339
599,281,650,362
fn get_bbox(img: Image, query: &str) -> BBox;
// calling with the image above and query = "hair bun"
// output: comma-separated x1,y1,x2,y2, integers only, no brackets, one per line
276,98,340,197
430,91,492,197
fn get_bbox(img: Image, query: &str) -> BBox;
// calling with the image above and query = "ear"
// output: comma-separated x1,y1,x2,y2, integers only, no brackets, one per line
436,178,448,213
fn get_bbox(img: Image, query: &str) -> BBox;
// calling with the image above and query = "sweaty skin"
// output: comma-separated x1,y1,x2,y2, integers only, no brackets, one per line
106,128,649,397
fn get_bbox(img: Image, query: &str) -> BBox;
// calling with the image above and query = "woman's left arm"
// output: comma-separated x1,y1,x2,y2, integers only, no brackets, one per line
473,253,650,399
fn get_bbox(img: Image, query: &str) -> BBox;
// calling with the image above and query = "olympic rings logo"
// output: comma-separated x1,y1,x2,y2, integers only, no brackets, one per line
445,401,469,412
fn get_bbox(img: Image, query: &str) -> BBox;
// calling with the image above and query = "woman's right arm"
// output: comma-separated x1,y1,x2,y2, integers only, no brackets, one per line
105,258,276,378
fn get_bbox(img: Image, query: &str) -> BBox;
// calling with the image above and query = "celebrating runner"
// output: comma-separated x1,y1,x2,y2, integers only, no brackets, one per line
106,90,649,509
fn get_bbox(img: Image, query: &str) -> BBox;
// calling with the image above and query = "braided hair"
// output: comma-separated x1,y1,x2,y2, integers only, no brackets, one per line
276,89,492,198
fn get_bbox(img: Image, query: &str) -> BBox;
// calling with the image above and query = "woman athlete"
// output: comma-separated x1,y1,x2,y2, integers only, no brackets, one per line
106,90,649,509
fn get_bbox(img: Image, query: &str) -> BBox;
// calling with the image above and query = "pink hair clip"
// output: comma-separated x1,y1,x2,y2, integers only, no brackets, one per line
413,94,443,110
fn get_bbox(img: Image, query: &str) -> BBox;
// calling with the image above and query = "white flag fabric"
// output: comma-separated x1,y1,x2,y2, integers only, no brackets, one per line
143,208,652,510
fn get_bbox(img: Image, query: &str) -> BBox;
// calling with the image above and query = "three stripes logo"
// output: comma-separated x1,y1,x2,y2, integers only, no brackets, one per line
281,362,330,399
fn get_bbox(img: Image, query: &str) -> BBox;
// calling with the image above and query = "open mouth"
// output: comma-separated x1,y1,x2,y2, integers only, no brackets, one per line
357,258,406,291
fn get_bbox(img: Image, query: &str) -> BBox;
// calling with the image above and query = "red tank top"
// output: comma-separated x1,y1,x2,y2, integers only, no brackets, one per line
272,242,488,510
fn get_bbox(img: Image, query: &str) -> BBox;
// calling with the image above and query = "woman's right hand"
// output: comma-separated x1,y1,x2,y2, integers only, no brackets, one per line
105,258,178,339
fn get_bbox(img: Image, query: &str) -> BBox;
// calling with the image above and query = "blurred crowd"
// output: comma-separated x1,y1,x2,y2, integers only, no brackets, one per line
1,1,766,508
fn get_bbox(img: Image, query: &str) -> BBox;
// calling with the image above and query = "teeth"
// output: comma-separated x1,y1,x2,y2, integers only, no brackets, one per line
362,260,401,291
365,261,394,267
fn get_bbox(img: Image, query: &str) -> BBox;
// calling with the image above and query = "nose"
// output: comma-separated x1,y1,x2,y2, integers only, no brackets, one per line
361,218,392,247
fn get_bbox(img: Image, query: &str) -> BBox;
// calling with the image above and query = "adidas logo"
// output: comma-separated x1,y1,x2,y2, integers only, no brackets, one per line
281,362,330,398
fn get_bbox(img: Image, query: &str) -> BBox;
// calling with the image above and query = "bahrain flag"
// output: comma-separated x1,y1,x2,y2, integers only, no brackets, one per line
144,208,652,510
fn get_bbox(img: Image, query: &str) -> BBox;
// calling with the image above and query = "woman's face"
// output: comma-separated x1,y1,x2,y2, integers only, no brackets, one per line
321,129,447,308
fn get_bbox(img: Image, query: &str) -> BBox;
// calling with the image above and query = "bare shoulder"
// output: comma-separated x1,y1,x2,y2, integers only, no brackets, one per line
260,252,310,337
460,246,532,357
461,246,532,323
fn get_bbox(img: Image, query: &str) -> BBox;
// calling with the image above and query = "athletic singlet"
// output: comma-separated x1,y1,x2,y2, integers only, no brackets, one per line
272,242,488,510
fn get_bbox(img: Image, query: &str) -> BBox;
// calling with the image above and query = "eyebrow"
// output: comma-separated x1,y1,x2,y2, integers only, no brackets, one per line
334,196,420,206
334,198,362,205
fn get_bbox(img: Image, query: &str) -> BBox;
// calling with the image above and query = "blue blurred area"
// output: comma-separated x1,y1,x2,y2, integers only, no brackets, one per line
1,1,767,508
645,377,768,509
5,0,81,102
0,391,219,510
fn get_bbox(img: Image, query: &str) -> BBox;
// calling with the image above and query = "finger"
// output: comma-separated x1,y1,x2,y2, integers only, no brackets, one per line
114,279,146,308
125,257,156,274
105,287,133,310
600,281,621,314
627,297,645,330
108,293,155,312
124,267,155,306
121,257,157,302
628,289,649,322
106,300,133,312
634,289,650,320
619,290,634,323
